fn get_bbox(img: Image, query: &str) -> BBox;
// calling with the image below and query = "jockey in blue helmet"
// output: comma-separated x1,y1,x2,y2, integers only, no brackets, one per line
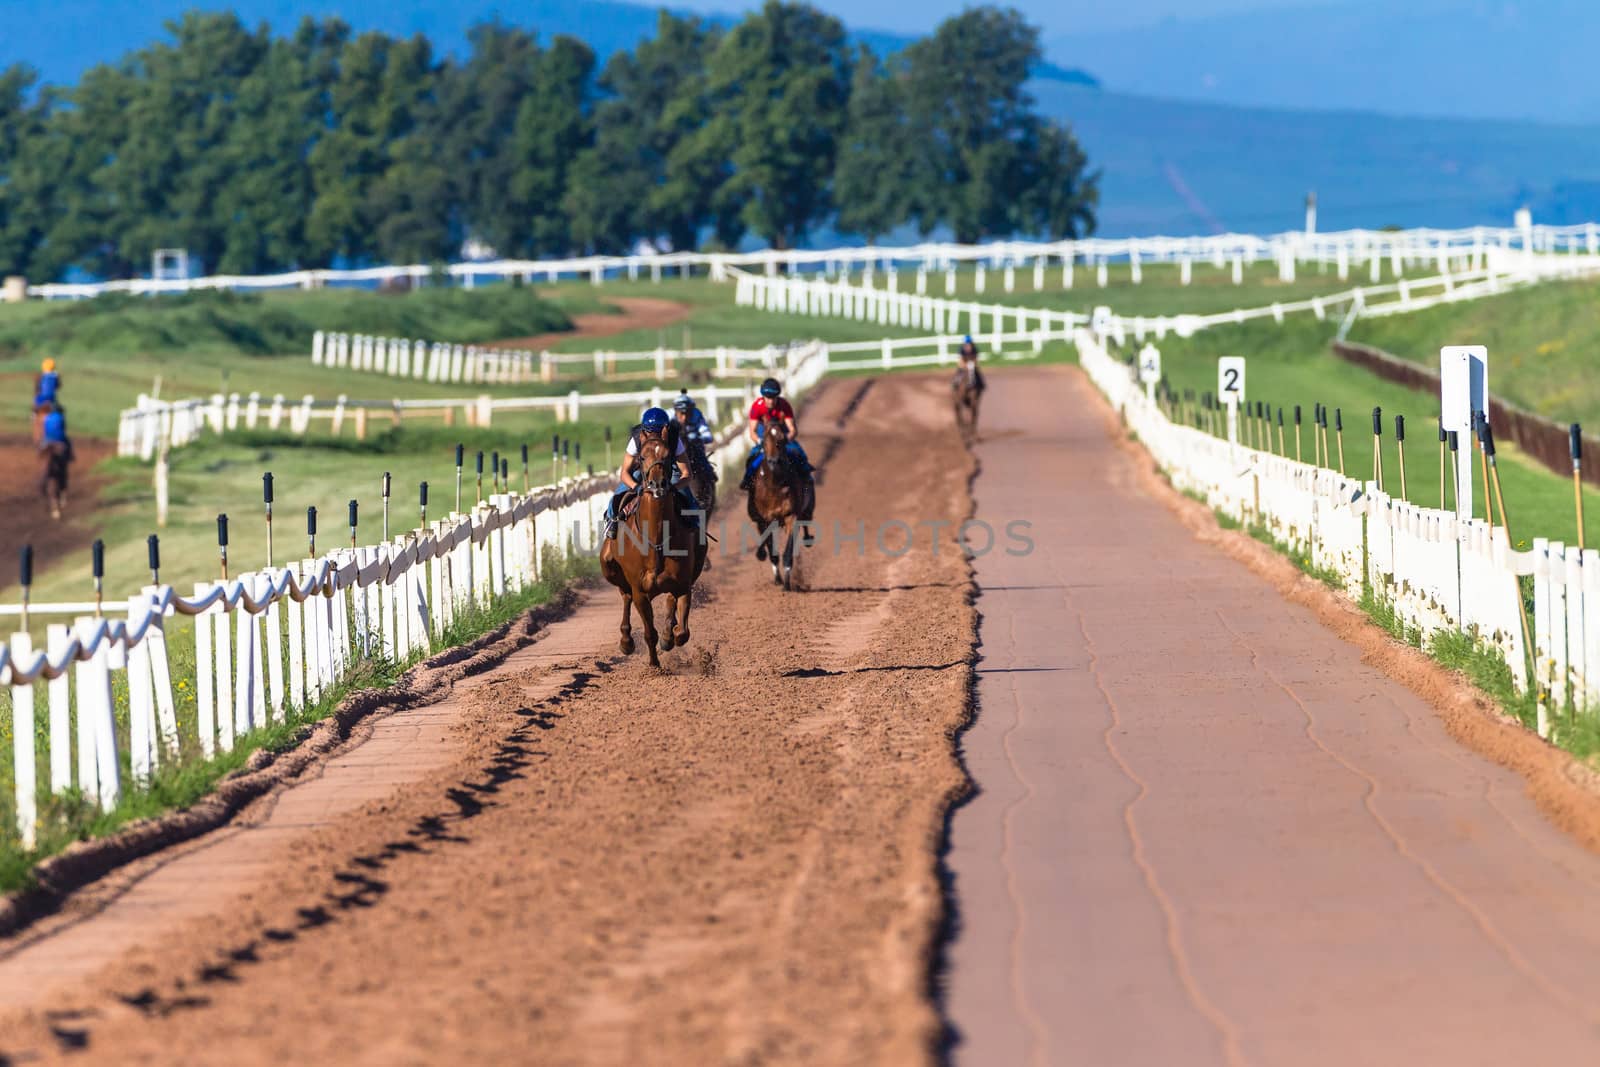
954,335,985,392
738,377,813,492
672,390,714,446
605,406,702,540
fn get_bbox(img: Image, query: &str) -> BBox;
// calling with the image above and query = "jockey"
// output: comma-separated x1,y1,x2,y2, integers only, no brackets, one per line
954,335,985,392
738,378,813,491
673,391,715,446
32,359,61,445
605,407,700,540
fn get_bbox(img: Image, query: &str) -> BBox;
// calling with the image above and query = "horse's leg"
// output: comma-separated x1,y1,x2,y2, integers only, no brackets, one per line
674,588,692,647
635,592,661,668
618,590,635,655
659,594,678,652
748,491,768,561
782,518,797,591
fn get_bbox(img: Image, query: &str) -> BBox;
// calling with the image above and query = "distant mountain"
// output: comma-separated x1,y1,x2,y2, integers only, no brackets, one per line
1050,0,1600,125
1040,83,1600,236
0,0,1093,88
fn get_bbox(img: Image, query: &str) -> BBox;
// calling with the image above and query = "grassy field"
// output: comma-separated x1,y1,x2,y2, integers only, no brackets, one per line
1147,315,1600,549
1345,275,1600,428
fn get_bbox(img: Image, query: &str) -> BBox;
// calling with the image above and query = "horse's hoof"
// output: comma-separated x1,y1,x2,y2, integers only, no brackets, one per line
659,634,676,652
675,628,691,648
620,635,635,655
756,544,768,561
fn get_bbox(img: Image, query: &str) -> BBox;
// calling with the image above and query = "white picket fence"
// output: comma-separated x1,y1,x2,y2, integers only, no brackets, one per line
24,217,1600,300
118,340,828,460
1079,329,1593,742
733,252,1600,347
6,337,827,846
311,330,792,385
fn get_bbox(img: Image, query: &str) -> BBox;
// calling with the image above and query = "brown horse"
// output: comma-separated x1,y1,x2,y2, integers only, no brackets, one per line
953,362,981,439
746,416,812,590
600,436,707,667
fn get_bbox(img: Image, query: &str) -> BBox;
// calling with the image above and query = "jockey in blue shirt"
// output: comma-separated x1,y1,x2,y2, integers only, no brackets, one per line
673,391,715,446
604,407,702,541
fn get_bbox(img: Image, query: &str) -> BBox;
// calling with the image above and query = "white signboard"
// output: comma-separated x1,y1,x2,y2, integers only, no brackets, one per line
1440,344,1487,520
1217,357,1246,407
1138,344,1161,384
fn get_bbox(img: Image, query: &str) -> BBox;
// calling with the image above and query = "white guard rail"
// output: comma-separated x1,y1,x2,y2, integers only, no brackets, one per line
309,330,794,385
1077,329,1598,744
116,341,828,460
25,219,1600,300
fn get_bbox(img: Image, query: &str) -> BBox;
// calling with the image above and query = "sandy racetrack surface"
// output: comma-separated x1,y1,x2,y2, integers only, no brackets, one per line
499,296,691,351
0,432,114,585
0,374,975,1063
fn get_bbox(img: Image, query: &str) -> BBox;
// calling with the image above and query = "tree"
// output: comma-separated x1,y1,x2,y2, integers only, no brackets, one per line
0,65,49,278
898,6,1097,242
568,12,718,253
832,48,913,242
504,35,595,256
693,1,852,249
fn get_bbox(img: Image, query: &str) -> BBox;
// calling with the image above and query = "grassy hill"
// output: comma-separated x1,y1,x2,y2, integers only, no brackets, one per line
1345,277,1600,429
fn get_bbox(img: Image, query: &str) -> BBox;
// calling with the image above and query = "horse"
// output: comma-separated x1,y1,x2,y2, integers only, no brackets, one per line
600,436,708,667
953,362,981,439
746,415,812,590
683,434,718,522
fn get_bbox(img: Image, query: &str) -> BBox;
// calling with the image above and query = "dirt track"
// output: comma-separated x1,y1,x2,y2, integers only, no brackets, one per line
945,367,1600,1065
0,374,975,1063
0,432,114,585
499,296,691,351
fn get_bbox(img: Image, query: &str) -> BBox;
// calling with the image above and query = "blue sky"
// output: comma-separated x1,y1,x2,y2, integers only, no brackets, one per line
673,0,1332,35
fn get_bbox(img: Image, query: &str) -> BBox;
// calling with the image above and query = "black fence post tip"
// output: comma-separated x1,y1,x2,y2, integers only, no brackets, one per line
307,506,317,535
1394,414,1405,442
20,544,33,587
91,539,105,579
1372,406,1382,435
147,534,160,573
382,472,392,497
262,472,273,504
454,444,464,467
1571,424,1583,462
420,481,429,506
216,514,230,546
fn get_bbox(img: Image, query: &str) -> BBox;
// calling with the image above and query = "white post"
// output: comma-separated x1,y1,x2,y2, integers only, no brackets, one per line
10,633,37,847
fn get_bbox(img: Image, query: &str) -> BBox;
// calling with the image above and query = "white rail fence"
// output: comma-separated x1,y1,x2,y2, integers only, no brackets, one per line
25,219,1600,300
733,253,1600,346
118,341,829,459
6,338,841,846
310,330,790,385
1079,329,1588,742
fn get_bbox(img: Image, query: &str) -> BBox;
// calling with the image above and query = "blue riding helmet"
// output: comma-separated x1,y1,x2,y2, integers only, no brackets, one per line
759,377,782,398
641,407,670,432
673,392,694,411
963,334,973,345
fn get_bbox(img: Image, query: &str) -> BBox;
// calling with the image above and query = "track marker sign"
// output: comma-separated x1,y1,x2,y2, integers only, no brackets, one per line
1138,344,1161,399
1440,345,1487,521
1217,357,1245,443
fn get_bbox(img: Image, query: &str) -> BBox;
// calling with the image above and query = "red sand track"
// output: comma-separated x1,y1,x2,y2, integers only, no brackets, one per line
0,432,114,586
499,296,691,351
945,367,1600,1065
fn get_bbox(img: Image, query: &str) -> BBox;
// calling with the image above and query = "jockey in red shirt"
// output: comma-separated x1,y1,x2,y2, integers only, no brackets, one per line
739,378,813,491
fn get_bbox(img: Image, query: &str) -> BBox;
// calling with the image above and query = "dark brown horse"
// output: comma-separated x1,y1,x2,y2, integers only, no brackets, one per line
746,416,812,590
953,362,981,439
600,436,707,667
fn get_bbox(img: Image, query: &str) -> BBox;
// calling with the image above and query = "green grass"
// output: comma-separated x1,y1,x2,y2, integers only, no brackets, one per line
1148,315,1600,549
0,549,596,891
14,418,632,611
1345,274,1600,428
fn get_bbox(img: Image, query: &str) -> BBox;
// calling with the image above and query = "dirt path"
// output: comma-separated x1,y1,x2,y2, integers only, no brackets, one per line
944,366,1600,1065
0,433,114,584
499,296,691,351
0,374,974,1064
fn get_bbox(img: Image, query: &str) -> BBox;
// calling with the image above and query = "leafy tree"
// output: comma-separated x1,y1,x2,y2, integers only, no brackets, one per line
832,48,914,242
568,12,718,253
693,1,852,249
898,5,1097,241
0,65,50,277
505,36,595,256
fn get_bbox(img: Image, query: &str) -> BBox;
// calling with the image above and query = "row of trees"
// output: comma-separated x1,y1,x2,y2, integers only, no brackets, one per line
0,2,1098,281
